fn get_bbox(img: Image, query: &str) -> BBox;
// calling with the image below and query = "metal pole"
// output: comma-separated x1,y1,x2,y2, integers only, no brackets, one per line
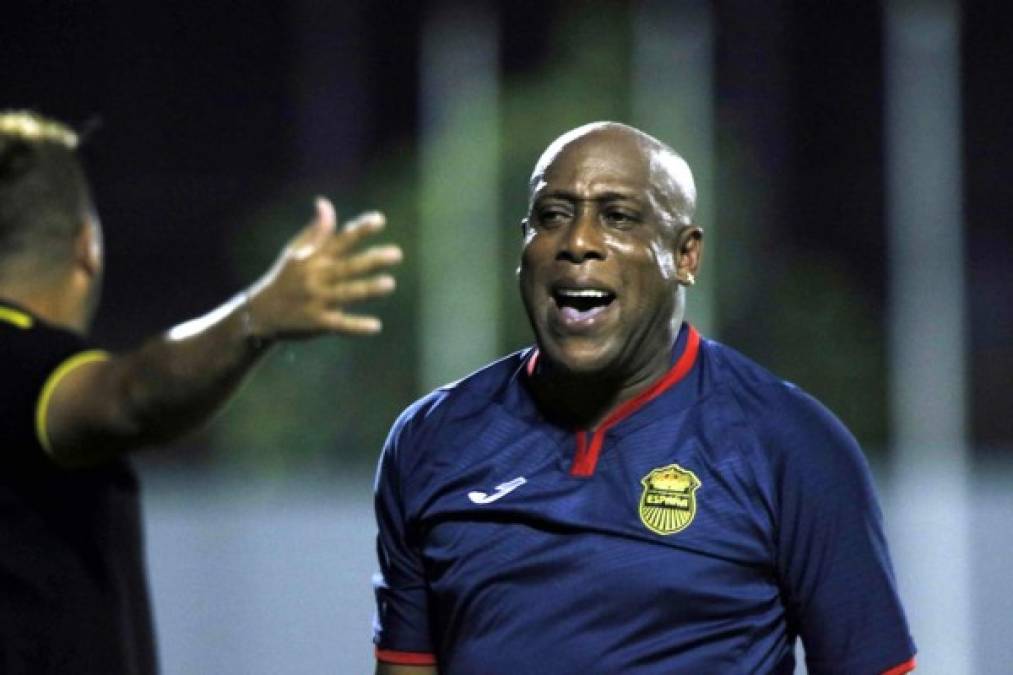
885,1,972,671
418,2,501,392
632,0,716,337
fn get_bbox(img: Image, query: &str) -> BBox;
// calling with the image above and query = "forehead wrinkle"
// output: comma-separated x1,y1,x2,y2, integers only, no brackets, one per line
535,153,682,227
528,123,697,225
533,192,647,210
529,127,640,197
530,155,649,211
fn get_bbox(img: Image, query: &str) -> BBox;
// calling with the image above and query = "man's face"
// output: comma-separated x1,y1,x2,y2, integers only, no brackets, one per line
519,132,685,378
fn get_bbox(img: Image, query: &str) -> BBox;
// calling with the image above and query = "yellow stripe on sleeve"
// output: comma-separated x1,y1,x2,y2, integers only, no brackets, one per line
35,349,111,455
0,306,33,329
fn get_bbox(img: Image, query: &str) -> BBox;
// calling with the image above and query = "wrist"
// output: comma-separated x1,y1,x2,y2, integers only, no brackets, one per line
237,290,274,351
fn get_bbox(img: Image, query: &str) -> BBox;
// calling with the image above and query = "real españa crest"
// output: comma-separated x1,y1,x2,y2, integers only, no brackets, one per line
639,464,701,535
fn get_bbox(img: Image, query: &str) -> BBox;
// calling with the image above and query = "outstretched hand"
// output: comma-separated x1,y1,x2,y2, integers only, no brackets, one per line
245,197,403,340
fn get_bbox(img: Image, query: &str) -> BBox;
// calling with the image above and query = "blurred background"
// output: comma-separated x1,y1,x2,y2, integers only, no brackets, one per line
3,0,1011,672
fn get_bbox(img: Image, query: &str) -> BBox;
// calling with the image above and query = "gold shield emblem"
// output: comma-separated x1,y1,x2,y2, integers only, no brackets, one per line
639,464,701,535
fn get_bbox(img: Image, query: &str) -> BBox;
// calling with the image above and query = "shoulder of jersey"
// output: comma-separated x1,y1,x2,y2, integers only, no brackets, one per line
433,349,532,396
390,349,530,439
704,337,860,464
701,337,785,387
700,338,827,429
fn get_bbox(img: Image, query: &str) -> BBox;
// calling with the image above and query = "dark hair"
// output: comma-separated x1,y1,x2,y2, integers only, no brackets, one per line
0,111,93,276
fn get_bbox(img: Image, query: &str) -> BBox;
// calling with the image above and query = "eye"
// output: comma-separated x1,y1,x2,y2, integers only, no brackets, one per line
535,206,571,229
602,209,639,229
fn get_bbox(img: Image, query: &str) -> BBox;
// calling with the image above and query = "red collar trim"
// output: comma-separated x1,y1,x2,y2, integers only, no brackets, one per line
523,326,702,477
571,325,700,476
594,325,701,432
526,347,540,378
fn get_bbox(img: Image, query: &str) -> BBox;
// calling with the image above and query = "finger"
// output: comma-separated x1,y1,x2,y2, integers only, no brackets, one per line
322,312,383,335
326,274,396,306
327,210,386,255
325,244,403,280
289,197,338,260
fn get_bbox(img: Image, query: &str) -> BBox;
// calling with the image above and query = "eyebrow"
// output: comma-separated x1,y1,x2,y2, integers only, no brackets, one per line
533,190,642,204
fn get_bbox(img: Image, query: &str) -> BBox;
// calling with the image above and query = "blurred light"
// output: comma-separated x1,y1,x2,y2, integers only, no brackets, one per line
418,1,501,391
885,1,972,672
632,0,717,337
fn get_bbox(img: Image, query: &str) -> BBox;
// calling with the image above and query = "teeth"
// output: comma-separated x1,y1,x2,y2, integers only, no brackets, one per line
557,289,609,298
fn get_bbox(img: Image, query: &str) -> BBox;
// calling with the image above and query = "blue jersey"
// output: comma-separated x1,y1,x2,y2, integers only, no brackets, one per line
373,325,916,674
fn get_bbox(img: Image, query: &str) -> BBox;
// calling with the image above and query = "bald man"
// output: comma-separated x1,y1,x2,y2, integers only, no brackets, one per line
371,122,916,674
0,111,401,674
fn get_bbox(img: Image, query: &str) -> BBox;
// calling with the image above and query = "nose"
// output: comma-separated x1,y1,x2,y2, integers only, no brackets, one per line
557,206,605,264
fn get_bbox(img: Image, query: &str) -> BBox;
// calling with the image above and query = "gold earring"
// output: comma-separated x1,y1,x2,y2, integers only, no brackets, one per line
682,271,696,286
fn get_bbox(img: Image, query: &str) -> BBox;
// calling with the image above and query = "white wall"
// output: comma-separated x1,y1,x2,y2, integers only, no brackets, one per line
143,472,378,675
143,463,1013,675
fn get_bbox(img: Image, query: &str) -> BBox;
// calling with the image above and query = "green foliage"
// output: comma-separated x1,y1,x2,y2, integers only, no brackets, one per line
211,153,420,473
744,256,888,447
205,1,887,473
210,4,636,474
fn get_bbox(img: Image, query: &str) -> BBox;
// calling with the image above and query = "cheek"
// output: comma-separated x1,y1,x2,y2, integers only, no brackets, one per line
518,246,535,283
649,240,678,281
519,234,553,276
610,239,679,314
518,241,545,300
609,237,677,285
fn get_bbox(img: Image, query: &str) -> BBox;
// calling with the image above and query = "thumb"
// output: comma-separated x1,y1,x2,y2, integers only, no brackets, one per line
288,197,337,259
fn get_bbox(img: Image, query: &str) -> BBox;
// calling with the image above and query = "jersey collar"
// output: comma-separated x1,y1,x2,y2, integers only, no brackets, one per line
0,298,35,329
523,324,702,477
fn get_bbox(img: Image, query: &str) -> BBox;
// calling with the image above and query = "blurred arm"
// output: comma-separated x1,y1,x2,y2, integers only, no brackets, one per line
42,198,402,467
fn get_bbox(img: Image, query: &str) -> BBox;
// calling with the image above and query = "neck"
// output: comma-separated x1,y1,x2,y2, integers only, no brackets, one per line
0,277,89,334
530,335,677,431
536,303,688,430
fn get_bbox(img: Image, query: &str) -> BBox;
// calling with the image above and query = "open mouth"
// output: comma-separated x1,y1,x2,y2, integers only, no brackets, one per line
551,287,617,327
553,288,616,311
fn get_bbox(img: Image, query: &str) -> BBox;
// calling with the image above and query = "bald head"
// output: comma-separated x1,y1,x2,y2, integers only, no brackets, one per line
518,121,705,393
529,122,697,226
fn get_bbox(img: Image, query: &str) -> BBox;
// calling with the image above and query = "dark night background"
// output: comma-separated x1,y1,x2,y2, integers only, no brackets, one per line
3,2,1011,672
4,2,1009,467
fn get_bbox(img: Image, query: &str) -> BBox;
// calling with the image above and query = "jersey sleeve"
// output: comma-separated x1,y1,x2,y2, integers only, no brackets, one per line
372,407,438,667
0,311,108,466
766,385,916,675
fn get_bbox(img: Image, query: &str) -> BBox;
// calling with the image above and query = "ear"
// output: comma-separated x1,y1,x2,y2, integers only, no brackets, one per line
675,225,703,286
74,216,103,278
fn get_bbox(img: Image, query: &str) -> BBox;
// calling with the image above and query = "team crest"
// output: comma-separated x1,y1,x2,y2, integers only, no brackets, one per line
638,464,701,535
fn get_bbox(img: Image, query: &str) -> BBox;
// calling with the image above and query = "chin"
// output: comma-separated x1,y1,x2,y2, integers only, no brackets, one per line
541,338,620,378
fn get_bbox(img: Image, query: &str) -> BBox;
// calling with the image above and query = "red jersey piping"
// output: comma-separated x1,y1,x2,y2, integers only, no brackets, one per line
375,647,437,665
524,326,701,477
526,348,540,377
881,656,916,675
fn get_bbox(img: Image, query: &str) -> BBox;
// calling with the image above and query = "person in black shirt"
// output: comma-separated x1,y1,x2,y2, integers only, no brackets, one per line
0,110,403,674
